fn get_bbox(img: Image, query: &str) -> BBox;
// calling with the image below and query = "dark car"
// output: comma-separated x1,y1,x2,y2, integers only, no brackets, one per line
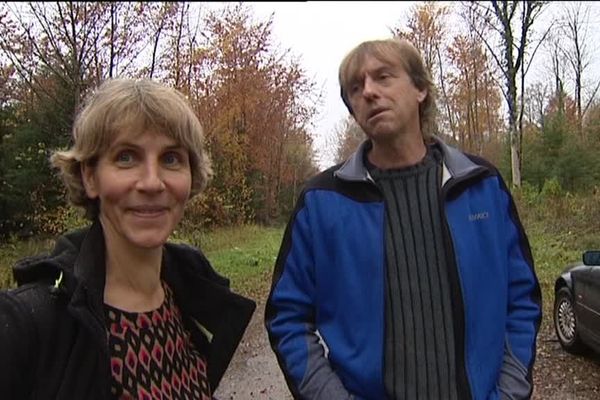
554,250,600,354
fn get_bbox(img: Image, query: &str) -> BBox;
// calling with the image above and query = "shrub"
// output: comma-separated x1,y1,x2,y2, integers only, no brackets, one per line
540,177,562,199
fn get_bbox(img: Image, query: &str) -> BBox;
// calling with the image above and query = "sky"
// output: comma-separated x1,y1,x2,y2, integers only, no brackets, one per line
211,2,599,170
246,1,418,168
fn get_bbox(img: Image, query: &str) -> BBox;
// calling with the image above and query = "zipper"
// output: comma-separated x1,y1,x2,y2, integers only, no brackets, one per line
441,167,487,199
440,212,473,400
439,167,488,400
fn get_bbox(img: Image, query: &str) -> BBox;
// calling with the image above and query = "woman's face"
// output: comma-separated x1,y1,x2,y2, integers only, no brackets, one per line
82,130,192,250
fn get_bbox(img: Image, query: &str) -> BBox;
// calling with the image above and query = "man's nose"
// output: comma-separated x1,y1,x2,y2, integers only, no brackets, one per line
362,76,379,99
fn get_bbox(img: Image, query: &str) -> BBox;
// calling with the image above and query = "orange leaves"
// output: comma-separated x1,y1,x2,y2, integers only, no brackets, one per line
392,1,449,77
389,2,503,156
0,2,319,232
162,3,319,225
446,34,503,153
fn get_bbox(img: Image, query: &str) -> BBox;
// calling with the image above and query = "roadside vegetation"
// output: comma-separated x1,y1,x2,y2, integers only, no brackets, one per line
2,186,600,320
517,187,600,332
0,223,285,301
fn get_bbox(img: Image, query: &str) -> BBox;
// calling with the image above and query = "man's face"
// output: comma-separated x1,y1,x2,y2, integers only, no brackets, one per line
347,54,427,143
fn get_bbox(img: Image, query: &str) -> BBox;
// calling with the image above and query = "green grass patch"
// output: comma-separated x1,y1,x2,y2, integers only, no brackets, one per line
0,225,285,303
0,237,55,289
2,191,600,331
173,224,284,300
517,191,600,332
527,226,582,322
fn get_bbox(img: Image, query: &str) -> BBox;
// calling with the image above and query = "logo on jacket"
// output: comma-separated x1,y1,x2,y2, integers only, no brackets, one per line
469,211,489,221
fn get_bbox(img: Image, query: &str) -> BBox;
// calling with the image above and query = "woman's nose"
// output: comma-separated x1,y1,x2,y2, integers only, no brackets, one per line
136,161,165,192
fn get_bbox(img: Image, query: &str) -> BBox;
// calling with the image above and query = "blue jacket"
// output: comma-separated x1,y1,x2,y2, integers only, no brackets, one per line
265,139,542,400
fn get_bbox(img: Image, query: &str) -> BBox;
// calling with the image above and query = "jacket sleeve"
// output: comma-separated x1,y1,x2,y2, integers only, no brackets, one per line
0,290,36,398
265,198,353,400
496,182,542,400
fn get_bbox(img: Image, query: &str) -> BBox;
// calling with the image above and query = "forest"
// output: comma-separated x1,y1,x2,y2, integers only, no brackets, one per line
0,1,599,239
0,2,320,237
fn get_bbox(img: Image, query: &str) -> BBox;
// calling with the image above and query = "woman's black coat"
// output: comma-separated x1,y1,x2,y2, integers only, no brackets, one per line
0,221,256,399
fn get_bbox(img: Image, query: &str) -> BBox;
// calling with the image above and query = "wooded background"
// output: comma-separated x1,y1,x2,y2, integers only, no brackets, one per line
1,1,599,239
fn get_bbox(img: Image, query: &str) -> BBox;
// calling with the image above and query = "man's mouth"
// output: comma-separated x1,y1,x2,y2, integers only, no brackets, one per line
368,108,387,120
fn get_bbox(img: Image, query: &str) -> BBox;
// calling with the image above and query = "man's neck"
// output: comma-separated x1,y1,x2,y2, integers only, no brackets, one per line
368,134,427,170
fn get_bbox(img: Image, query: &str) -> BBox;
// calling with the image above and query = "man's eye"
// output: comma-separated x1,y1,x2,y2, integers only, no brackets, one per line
349,83,361,95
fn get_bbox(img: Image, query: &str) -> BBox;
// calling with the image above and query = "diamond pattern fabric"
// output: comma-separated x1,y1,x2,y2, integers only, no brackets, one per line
106,283,211,399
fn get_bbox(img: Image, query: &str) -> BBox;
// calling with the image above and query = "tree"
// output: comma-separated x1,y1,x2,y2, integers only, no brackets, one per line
446,34,504,154
0,2,163,235
392,1,454,137
557,2,600,137
0,2,321,233
334,116,366,164
187,3,319,224
463,1,548,187
0,2,120,113
523,81,550,130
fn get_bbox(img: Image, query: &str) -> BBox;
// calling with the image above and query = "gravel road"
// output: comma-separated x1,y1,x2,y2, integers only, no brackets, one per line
215,302,292,400
215,303,600,400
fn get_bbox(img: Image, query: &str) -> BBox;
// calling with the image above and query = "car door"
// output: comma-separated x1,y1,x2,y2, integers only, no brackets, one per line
577,264,600,342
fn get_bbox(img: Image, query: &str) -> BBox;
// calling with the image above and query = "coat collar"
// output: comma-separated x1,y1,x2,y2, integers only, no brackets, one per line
334,136,487,185
13,219,256,390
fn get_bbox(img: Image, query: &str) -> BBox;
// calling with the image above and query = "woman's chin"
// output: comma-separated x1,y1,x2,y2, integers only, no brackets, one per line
126,232,170,250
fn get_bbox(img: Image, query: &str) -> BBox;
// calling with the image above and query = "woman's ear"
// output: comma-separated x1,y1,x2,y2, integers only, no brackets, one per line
417,88,428,103
81,162,99,199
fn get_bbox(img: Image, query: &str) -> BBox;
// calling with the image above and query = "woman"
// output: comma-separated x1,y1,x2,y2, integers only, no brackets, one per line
0,78,256,399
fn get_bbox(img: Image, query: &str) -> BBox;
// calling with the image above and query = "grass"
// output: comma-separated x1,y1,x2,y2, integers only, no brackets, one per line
517,192,600,333
0,225,285,302
2,191,599,326
172,224,284,300
526,223,581,325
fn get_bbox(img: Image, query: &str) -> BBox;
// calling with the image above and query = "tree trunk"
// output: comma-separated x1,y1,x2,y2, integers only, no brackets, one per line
511,137,521,186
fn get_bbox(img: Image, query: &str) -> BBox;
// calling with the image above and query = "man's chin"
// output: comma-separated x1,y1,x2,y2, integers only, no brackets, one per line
365,126,396,141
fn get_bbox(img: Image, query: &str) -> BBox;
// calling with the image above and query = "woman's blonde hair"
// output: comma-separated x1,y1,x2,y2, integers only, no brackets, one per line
50,78,212,219
338,37,437,138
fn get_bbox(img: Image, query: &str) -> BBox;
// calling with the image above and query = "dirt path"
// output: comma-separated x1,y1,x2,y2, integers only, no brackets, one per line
214,302,292,400
532,322,600,400
215,303,600,400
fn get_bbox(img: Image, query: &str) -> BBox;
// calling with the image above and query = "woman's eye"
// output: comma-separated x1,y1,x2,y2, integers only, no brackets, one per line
163,151,185,167
115,151,135,165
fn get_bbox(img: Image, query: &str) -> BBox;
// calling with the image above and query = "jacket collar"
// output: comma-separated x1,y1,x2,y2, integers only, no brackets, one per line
69,220,106,293
160,243,256,388
67,220,107,322
334,136,487,185
14,219,256,390
12,220,105,294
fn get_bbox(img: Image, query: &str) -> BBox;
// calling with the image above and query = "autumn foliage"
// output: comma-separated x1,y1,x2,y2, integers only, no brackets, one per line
0,2,319,237
335,1,600,195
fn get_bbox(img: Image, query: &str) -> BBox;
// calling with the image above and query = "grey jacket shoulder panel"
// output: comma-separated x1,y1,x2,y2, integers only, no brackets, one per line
334,136,486,184
333,140,373,182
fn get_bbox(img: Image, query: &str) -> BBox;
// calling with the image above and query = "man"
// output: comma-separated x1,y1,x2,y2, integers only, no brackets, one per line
265,38,541,400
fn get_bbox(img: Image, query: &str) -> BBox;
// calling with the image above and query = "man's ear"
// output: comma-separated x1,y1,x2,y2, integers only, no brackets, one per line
81,162,99,199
